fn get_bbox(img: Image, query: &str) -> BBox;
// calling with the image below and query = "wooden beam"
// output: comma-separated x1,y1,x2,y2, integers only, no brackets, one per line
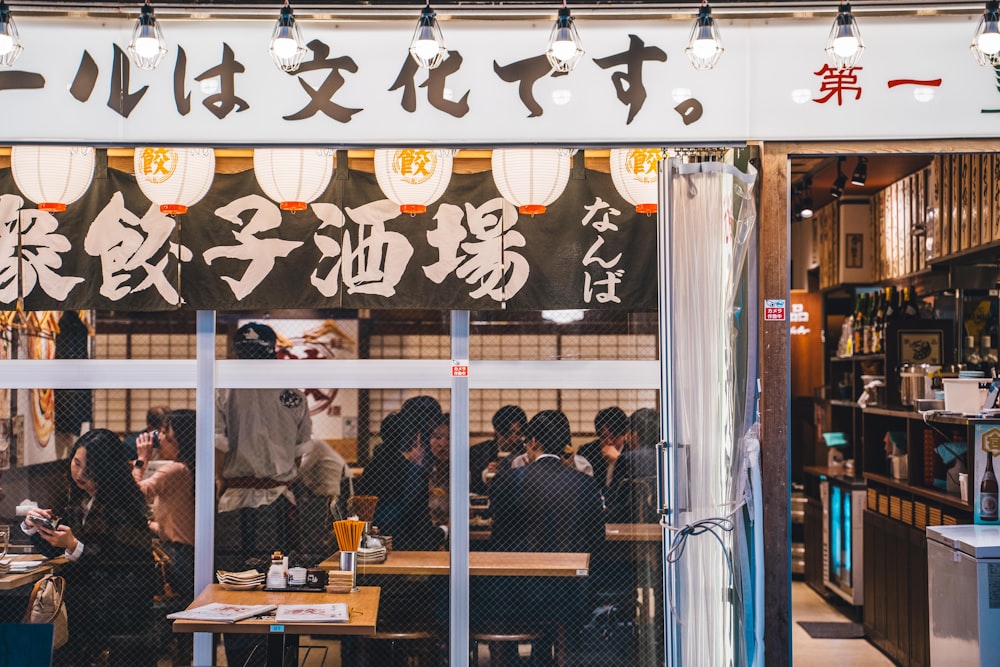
760,141,791,667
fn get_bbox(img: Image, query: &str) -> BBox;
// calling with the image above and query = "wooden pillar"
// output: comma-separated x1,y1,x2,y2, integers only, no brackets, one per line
760,142,791,667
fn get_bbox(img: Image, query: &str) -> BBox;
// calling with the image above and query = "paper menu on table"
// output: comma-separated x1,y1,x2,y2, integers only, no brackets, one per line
167,602,277,623
274,603,350,623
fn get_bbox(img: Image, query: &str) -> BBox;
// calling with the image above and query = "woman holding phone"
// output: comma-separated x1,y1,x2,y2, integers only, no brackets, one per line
24,429,157,667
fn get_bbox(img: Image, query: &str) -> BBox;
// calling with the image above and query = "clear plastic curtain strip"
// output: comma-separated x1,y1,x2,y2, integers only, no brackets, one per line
664,155,758,667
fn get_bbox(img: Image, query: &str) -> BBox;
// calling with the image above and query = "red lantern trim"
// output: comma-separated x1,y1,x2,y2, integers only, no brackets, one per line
519,204,546,216
160,204,188,215
38,202,66,213
280,201,308,212
636,203,658,215
400,204,427,215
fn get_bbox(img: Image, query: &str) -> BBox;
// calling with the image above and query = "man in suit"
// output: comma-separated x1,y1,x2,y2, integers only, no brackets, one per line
576,407,628,491
483,410,605,663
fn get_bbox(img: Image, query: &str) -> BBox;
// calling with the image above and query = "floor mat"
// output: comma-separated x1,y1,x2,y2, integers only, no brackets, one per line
796,621,866,639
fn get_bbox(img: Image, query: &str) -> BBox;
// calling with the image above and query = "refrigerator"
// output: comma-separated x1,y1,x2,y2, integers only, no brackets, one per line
926,524,1000,666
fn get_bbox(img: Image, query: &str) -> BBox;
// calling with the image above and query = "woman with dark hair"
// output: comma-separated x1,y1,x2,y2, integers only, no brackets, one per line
24,428,157,667
133,409,196,601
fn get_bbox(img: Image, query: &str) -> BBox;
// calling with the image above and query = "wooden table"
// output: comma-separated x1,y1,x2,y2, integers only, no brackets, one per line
319,550,590,577
0,555,65,592
171,584,380,667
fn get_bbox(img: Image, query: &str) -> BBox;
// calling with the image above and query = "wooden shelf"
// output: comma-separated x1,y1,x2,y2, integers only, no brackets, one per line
863,406,922,420
829,399,859,408
864,472,972,513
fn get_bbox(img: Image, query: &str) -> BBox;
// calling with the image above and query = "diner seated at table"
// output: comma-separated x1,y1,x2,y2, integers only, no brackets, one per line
355,396,446,551
24,429,158,667
605,408,660,524
469,405,528,495
478,409,605,663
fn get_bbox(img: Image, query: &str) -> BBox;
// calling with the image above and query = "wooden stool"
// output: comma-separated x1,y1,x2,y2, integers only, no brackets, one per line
470,628,544,667
363,628,437,667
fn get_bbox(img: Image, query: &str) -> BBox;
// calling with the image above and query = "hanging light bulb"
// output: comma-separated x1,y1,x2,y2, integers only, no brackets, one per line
127,0,168,71
799,177,814,219
825,3,864,69
685,1,724,70
269,1,307,73
972,1,1000,66
409,3,447,70
546,2,585,73
0,1,23,68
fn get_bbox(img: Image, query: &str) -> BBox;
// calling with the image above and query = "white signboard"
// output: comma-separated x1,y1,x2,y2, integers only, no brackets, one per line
0,14,995,144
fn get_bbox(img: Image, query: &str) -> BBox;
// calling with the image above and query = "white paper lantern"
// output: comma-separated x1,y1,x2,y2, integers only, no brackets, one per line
610,147,661,215
254,148,335,211
491,148,573,216
11,146,95,213
374,148,453,215
133,147,215,215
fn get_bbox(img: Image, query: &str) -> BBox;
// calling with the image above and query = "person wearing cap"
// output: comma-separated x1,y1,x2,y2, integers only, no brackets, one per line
214,322,312,569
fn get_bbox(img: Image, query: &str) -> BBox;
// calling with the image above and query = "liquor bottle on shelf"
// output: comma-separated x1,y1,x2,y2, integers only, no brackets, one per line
872,289,885,354
862,292,874,354
883,286,897,325
901,286,920,319
981,454,998,521
852,293,865,357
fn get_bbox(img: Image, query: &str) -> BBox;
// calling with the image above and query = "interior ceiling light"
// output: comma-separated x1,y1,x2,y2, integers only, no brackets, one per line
972,1,1000,66
830,157,847,199
0,1,23,68
269,0,308,73
685,1,724,70
799,177,814,219
546,1,585,73
850,156,868,187
410,2,447,70
825,2,864,69
128,0,168,71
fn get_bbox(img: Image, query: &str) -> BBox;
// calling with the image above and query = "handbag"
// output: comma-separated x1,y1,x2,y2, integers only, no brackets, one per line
24,573,69,650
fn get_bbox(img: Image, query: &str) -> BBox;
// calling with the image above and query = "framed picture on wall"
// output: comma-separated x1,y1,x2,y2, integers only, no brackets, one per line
897,330,944,365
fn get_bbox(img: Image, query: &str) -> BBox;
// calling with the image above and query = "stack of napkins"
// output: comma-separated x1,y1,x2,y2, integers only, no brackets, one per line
357,546,387,564
217,569,265,590
0,558,10,575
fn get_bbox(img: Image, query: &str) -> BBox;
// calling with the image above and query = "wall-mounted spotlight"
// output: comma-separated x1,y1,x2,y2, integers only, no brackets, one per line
410,2,447,70
850,156,868,186
0,1,23,67
685,1,724,70
546,1,585,73
830,157,847,199
800,177,814,219
268,1,308,73
128,0,168,70
972,1,1000,66
825,3,864,69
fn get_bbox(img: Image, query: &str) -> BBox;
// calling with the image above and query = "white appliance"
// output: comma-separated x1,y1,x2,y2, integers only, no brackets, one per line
926,524,1000,666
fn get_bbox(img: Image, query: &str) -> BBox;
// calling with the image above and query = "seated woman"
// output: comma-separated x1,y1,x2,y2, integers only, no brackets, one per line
24,429,157,667
133,409,196,602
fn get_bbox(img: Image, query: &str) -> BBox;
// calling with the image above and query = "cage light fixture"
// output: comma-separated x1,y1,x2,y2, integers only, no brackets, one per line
685,1,724,70
830,157,848,199
972,1,1000,66
127,0,168,71
546,1,585,73
825,2,864,68
0,1,23,67
409,2,447,70
269,0,308,73
850,156,868,186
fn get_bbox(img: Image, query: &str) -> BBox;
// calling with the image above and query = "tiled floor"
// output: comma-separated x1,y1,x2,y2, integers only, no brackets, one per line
792,581,894,666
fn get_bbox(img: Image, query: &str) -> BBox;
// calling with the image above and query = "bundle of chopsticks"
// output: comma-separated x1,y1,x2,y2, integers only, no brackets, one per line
333,519,366,552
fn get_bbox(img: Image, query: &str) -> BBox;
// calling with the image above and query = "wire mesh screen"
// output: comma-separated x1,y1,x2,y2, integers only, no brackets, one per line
3,307,662,667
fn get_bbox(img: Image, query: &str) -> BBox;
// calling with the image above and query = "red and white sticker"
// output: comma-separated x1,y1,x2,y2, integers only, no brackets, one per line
764,299,786,321
451,360,469,377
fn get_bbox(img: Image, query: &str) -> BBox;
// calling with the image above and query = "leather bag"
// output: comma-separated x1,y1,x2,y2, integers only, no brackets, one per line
24,573,69,650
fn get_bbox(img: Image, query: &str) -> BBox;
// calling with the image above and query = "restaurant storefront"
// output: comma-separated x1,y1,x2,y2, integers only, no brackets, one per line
1,4,997,667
